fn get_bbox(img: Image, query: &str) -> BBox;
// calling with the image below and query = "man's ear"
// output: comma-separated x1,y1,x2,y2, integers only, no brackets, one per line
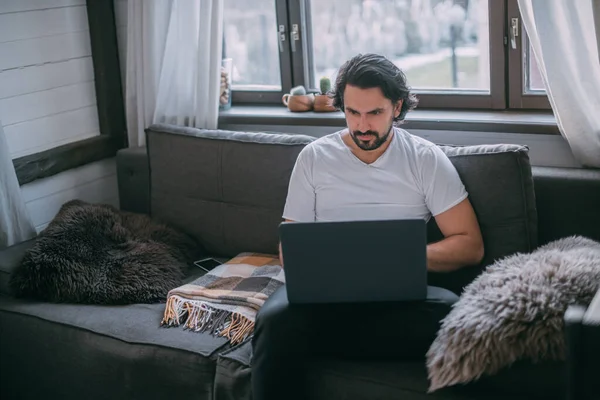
394,100,403,118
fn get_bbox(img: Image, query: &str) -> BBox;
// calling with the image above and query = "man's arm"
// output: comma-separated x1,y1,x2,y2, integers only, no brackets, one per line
278,219,294,267
427,197,484,272
279,146,316,267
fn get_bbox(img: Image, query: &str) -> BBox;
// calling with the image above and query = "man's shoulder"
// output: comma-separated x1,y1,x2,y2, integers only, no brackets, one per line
299,130,344,156
394,128,440,158
395,127,436,149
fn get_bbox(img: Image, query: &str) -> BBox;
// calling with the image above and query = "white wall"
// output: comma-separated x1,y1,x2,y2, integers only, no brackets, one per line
20,158,119,233
0,0,102,158
0,0,119,233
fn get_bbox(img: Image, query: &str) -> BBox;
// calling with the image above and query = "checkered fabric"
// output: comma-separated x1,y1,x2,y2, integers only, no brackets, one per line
161,253,285,344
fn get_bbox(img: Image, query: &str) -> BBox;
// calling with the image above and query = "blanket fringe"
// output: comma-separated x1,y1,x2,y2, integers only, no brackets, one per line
161,295,255,345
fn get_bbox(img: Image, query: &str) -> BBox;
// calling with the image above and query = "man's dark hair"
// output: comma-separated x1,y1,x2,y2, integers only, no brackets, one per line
331,53,418,123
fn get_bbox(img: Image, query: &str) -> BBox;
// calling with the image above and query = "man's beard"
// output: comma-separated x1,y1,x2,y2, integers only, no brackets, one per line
350,120,394,151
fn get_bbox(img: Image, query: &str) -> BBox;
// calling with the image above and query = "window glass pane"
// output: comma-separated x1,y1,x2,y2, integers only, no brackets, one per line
525,42,545,92
223,0,281,91
309,0,490,93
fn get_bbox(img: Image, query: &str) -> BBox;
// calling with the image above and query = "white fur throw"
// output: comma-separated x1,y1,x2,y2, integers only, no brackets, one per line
426,236,600,392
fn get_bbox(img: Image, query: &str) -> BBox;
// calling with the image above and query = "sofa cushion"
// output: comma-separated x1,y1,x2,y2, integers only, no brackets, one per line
532,166,600,244
305,358,565,400
0,291,229,400
146,123,315,257
428,144,537,294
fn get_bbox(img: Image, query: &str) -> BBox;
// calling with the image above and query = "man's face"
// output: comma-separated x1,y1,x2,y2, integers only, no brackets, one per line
343,84,401,151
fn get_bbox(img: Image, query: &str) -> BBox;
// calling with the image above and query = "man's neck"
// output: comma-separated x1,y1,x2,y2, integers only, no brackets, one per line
341,128,394,165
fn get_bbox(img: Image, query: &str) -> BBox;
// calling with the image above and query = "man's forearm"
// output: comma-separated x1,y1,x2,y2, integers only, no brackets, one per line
278,242,284,267
427,234,484,272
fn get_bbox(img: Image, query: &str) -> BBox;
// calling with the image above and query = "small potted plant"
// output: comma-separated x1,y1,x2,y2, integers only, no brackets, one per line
281,85,314,112
313,77,336,112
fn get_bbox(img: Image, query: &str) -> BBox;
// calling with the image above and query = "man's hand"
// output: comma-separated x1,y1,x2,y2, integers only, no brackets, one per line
427,198,484,272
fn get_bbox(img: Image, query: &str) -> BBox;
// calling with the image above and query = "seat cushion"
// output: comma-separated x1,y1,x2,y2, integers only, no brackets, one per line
0,256,252,400
0,296,219,399
306,358,565,400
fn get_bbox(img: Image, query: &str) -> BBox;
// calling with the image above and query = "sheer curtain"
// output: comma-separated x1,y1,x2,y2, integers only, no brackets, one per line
126,0,224,147
0,123,36,247
518,0,600,168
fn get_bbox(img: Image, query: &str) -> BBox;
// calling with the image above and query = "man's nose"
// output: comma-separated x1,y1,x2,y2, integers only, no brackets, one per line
357,114,369,132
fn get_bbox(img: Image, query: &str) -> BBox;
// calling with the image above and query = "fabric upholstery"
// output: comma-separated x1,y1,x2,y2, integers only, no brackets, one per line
0,238,35,295
427,143,537,294
532,166,600,244
145,123,315,257
0,291,228,400
116,145,150,215
305,358,565,400
146,125,537,295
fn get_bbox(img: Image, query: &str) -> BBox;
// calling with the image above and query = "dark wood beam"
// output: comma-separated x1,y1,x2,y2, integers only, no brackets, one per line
86,0,127,146
13,136,120,186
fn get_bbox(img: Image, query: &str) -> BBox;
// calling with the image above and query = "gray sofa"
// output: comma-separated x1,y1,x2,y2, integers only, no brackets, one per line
1,123,599,400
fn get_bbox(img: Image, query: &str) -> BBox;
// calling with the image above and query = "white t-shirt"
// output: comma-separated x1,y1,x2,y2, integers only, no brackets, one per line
282,127,468,223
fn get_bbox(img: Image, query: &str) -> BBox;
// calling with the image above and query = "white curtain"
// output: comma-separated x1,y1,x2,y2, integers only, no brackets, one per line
0,123,36,247
518,0,600,168
126,0,224,147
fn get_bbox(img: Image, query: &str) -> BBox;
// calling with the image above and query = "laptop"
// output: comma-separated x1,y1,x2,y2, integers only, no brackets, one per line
279,219,427,304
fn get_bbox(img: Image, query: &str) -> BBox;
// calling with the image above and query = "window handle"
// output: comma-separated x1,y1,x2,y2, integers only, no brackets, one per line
278,24,286,53
510,17,519,49
290,24,300,52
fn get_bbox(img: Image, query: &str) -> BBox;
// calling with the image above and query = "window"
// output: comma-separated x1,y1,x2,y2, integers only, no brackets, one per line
506,0,549,109
223,0,550,110
223,0,283,91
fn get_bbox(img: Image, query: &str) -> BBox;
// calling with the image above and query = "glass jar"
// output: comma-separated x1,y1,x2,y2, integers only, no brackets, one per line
220,58,233,110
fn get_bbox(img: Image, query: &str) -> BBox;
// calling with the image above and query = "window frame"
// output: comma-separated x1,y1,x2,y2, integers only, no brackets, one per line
229,0,295,105
293,0,507,110
506,0,551,110
13,0,126,185
229,0,553,112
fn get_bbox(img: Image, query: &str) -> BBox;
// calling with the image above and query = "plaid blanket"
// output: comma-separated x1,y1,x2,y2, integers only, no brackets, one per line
161,252,285,344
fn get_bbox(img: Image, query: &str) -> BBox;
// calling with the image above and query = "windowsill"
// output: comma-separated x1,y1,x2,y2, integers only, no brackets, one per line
219,105,559,135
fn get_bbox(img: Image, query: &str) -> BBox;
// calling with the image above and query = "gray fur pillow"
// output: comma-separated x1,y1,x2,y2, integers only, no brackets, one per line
426,235,600,392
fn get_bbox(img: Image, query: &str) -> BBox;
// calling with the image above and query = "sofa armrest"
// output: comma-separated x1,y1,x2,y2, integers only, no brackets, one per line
583,288,600,325
116,146,150,215
564,289,600,400
0,239,36,296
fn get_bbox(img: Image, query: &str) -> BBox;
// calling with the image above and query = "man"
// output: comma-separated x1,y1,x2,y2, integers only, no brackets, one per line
251,53,484,400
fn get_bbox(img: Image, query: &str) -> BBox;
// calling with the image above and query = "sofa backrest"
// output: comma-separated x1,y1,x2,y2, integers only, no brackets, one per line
426,144,537,293
145,124,538,294
146,124,314,258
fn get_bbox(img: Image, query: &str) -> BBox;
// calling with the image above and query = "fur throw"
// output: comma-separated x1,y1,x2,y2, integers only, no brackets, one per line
10,200,202,305
426,235,600,392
